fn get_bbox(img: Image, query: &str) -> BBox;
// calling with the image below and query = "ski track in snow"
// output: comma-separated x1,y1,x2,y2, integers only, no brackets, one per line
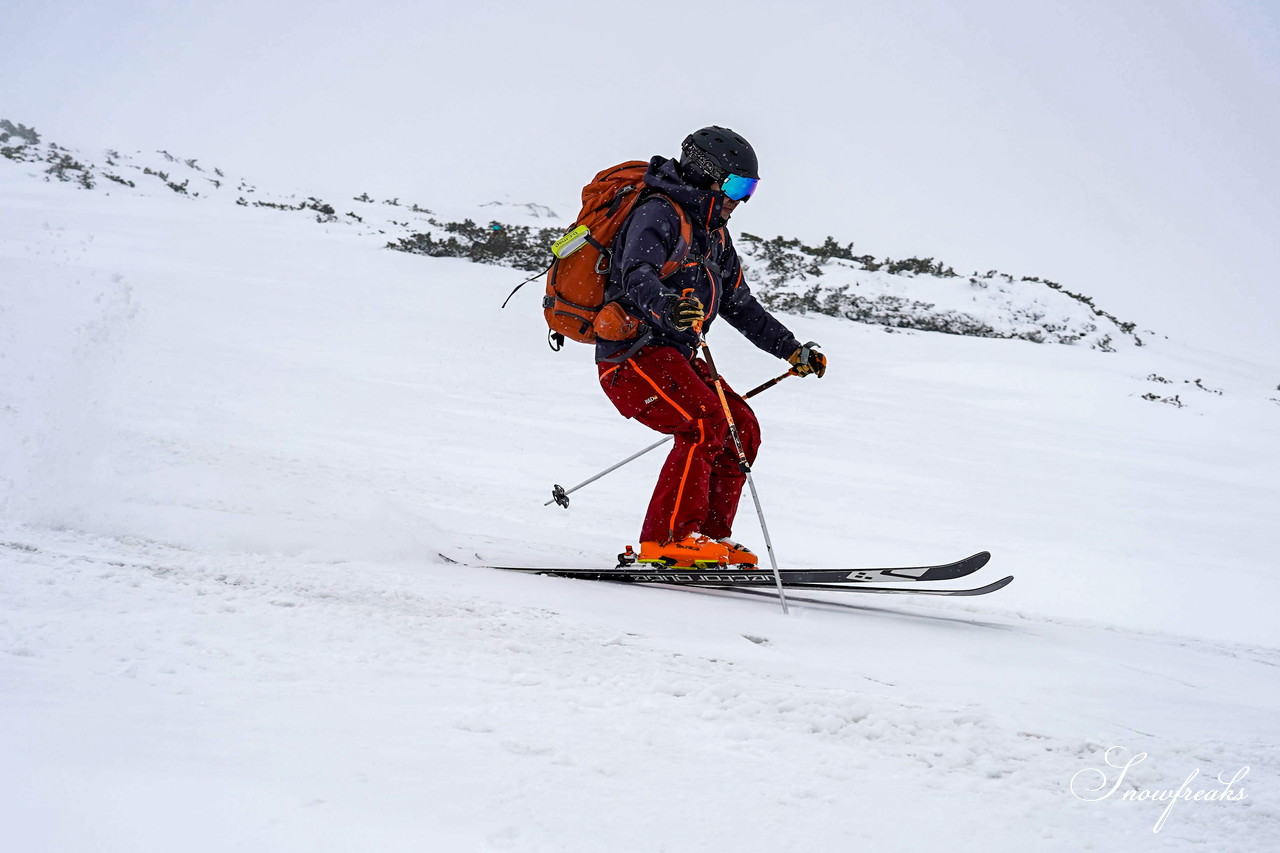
2,144,1278,851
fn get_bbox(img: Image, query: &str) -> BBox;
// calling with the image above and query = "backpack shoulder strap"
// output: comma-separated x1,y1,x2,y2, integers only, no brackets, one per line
646,193,694,279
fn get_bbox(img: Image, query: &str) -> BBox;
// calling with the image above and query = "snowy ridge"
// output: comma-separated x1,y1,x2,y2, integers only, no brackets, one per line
738,233,1144,350
4,118,1142,351
1,118,444,234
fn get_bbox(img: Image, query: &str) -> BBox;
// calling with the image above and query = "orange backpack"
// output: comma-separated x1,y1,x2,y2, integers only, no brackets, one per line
542,161,693,348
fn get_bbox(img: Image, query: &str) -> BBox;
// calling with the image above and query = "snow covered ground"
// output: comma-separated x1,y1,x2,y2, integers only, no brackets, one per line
2,142,1278,851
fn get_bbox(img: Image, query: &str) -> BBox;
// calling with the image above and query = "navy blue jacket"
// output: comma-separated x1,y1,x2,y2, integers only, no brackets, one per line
595,156,800,363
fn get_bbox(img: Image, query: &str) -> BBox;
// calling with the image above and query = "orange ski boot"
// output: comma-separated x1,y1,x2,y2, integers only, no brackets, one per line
716,538,759,567
637,534,733,569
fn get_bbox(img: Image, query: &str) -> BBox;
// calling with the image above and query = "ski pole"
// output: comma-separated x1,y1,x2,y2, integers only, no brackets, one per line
545,434,671,508
545,368,794,508
742,370,796,399
685,291,789,614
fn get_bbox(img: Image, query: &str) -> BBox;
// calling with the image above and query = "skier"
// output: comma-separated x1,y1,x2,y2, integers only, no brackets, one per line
596,126,827,568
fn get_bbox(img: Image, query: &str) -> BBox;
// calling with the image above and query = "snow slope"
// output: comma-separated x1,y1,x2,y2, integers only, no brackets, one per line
2,139,1278,851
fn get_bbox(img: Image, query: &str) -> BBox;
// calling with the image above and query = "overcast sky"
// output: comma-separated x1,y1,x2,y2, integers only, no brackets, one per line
4,0,1278,358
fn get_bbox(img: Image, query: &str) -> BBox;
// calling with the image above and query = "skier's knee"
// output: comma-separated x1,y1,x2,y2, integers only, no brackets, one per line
701,413,729,447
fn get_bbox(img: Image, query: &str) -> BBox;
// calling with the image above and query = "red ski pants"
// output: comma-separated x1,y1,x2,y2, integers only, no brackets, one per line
599,346,760,543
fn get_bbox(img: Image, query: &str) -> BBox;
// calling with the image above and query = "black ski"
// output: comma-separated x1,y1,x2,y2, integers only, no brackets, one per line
679,574,1016,597
478,550,992,587
662,578,1015,607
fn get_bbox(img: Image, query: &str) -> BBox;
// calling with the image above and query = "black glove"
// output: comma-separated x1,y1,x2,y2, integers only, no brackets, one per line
788,342,827,377
666,294,705,332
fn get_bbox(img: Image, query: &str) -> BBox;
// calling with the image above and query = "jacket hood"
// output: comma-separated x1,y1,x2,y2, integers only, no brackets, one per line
642,156,727,229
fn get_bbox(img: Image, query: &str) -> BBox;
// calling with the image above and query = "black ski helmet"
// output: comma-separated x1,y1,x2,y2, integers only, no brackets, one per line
679,126,759,183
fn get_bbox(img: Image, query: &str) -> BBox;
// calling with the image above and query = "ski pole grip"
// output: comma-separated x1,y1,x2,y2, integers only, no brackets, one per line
787,341,821,376
680,288,705,334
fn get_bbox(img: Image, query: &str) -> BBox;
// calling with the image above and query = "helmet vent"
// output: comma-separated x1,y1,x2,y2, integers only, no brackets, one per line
681,125,759,181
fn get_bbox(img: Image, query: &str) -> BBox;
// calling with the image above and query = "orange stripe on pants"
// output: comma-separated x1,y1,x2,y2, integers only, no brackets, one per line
598,346,760,543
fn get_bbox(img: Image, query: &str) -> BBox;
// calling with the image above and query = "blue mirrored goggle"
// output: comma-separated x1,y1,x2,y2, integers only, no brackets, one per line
721,173,759,202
